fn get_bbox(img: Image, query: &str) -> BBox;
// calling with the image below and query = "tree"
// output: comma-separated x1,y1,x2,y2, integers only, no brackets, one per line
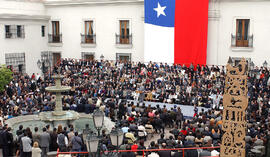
0,65,13,92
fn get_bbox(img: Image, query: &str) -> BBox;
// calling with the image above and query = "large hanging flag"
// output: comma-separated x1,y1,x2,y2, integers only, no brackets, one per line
144,0,209,66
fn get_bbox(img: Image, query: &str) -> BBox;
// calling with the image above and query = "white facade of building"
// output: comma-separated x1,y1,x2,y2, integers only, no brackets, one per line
0,0,269,74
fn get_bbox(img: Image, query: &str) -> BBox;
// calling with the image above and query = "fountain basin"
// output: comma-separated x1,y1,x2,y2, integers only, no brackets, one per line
6,112,115,136
45,86,71,92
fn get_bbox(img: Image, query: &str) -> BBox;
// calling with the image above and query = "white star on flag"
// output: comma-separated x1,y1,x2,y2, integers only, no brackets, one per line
153,2,166,18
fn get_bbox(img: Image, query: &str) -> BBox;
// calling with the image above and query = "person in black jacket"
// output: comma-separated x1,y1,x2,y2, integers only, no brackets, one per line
184,143,198,157
2,126,8,156
158,143,171,157
157,134,166,145
121,145,136,157
6,127,14,156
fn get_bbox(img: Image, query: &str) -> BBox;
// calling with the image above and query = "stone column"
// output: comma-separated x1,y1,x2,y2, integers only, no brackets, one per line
54,92,63,114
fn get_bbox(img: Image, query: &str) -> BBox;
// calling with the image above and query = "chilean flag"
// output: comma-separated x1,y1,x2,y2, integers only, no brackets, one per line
144,0,209,66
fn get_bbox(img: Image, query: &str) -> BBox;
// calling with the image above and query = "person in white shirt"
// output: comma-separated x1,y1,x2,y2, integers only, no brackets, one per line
22,133,32,157
138,124,147,140
0,116,4,127
32,142,41,157
148,152,160,157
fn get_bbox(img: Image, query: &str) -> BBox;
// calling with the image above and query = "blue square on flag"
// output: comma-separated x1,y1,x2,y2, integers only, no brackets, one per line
144,0,175,27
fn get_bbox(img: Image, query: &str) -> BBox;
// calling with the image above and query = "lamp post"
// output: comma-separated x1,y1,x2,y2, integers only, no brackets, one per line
228,56,233,66
250,61,255,77
263,60,268,68
37,59,50,79
100,54,104,61
190,63,194,71
88,109,105,157
110,128,124,153
86,134,100,157
85,109,123,157
93,109,105,136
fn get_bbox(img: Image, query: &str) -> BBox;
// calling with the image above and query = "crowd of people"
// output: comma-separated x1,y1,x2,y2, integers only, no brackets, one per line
0,58,269,157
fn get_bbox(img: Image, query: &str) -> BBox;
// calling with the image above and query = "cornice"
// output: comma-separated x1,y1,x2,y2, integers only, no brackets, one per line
2,0,44,3
43,0,143,6
0,13,50,21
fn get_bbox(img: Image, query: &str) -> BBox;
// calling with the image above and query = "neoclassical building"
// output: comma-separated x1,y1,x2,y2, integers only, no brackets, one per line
0,0,269,74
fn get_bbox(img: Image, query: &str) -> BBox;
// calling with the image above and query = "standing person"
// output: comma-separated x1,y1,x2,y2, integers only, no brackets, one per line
6,127,14,157
50,128,58,151
266,130,270,157
32,142,41,157
0,126,4,156
46,125,53,136
67,128,75,144
21,132,32,157
57,131,68,152
17,130,26,157
40,128,50,157
1,126,9,157
70,132,83,152
32,127,40,145
16,125,24,136
175,107,183,129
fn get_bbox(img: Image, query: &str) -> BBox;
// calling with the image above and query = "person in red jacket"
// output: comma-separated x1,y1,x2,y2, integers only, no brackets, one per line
180,128,187,136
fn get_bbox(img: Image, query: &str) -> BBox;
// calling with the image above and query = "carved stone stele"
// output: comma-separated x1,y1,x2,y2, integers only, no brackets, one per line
221,58,248,157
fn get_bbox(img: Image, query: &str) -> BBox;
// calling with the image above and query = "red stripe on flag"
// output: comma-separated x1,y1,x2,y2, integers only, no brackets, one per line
174,0,209,66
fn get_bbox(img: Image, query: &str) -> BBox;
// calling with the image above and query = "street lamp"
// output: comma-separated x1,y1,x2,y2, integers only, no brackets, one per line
93,109,105,136
86,109,105,157
263,60,268,68
86,134,100,157
190,63,194,70
228,57,233,66
100,54,104,61
86,110,123,157
37,59,50,79
110,128,124,151
250,61,255,70
250,61,255,77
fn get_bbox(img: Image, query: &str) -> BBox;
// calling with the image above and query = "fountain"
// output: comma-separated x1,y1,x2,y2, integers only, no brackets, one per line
38,73,79,127
6,71,114,136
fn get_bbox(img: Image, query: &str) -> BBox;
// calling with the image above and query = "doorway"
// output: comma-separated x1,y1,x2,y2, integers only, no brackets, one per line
85,54,94,61
53,53,61,66
116,53,131,62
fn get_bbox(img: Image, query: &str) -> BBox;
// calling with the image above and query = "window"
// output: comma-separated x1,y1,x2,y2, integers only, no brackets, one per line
5,25,11,38
5,25,24,38
82,21,95,43
5,53,26,73
41,26,45,37
52,21,59,36
120,20,130,44
85,21,93,36
41,51,53,65
49,21,61,43
41,51,61,66
236,19,250,47
17,25,22,38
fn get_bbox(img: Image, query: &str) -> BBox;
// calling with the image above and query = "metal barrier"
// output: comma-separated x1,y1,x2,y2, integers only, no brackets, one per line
56,146,220,157
56,149,89,157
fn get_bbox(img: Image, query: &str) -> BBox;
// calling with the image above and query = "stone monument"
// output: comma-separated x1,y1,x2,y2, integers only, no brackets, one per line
221,58,248,157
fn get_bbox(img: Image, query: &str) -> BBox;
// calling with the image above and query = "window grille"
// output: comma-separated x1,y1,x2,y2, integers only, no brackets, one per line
5,53,26,73
5,25,25,38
